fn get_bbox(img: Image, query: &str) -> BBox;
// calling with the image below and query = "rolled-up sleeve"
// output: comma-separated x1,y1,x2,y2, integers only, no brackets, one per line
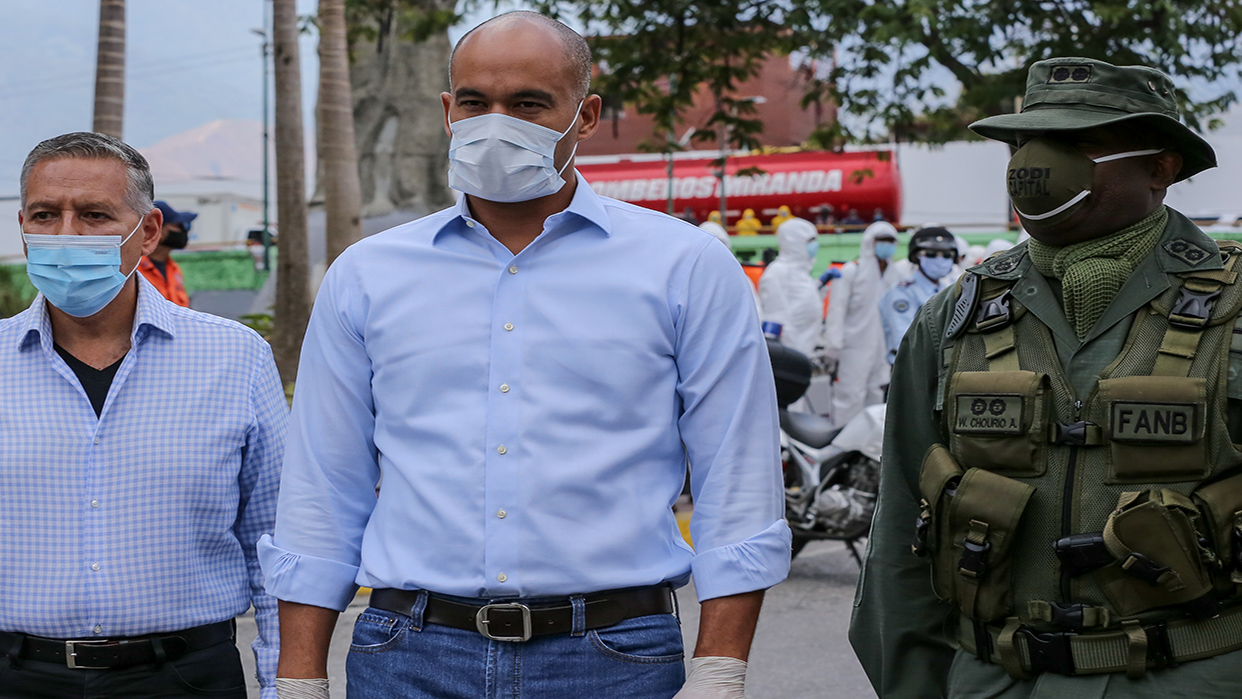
258,251,381,612
675,240,792,601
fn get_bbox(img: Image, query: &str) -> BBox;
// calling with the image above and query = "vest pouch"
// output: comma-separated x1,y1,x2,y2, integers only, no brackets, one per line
1096,490,1215,617
1099,376,1207,483
918,445,965,601
1193,471,1242,591
948,371,1049,477
946,467,1036,621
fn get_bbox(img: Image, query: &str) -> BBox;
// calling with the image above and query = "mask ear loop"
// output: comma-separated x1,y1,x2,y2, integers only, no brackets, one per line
1092,148,1164,164
118,214,147,278
554,100,586,178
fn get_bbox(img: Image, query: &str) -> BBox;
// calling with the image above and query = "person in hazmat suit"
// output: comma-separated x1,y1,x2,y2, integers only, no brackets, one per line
758,217,823,356
736,208,763,236
821,221,902,426
770,205,794,229
850,57,1242,699
879,227,958,365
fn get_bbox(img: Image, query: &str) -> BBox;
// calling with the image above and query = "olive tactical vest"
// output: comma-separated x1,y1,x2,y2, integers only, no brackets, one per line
916,225,1242,678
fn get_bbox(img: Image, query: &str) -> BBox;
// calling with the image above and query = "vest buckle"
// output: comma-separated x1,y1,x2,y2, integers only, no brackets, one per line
1044,602,1091,629
1119,551,1172,586
1144,623,1177,670
1052,420,1096,447
974,290,1013,332
1169,286,1221,328
1021,628,1077,675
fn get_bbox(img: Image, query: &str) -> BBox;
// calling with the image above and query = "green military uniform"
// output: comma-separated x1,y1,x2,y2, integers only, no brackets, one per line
850,59,1242,698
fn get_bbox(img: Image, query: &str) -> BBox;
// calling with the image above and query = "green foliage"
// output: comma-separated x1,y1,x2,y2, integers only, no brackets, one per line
344,0,461,50
538,0,1240,146
0,264,36,319
537,0,826,154
240,312,275,338
804,0,1242,143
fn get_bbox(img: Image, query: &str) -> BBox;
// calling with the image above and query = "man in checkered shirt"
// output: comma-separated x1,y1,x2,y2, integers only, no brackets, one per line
0,132,286,698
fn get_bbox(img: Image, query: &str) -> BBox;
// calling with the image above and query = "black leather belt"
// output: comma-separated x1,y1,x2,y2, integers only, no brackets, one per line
1,620,235,670
370,584,675,642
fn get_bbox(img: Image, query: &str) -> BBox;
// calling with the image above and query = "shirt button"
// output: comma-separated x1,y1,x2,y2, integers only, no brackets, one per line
497,573,508,583
508,265,518,274
504,323,514,332
93,625,103,635
93,437,101,445
497,509,507,519
497,445,507,455
466,220,476,228
500,384,510,393
90,500,100,508
90,562,100,571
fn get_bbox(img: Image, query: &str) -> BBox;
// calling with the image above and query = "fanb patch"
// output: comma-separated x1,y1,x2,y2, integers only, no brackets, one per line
1163,240,1212,267
1048,65,1093,84
1111,402,1196,443
955,394,1024,435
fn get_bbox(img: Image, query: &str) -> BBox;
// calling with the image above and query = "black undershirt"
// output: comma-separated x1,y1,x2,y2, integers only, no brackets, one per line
151,258,168,279
55,345,125,418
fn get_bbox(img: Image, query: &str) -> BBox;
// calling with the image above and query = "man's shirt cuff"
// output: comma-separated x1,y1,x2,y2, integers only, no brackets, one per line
689,519,792,601
258,535,360,611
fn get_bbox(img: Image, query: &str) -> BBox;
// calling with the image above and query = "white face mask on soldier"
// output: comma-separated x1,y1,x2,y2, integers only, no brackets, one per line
447,102,583,203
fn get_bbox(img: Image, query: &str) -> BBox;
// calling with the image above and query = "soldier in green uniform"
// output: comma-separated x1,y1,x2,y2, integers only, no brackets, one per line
850,57,1242,698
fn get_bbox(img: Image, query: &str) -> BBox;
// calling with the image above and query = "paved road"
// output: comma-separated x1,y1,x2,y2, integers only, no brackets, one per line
237,540,875,698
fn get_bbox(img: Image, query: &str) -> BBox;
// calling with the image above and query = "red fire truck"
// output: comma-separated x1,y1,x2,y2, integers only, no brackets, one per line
576,149,901,225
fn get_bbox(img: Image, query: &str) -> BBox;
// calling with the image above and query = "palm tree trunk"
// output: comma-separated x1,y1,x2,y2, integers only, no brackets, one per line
272,0,312,386
92,0,125,138
319,0,363,265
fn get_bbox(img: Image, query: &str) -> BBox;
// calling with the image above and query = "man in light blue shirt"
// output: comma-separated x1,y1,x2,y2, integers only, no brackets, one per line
261,11,789,699
1,132,285,698
879,227,959,364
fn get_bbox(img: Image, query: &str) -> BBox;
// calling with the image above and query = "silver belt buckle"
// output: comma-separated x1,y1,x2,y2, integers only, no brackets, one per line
475,602,532,642
65,639,111,669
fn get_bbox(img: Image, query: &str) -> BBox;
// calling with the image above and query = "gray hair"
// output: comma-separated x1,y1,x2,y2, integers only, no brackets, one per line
451,11,592,101
20,131,155,216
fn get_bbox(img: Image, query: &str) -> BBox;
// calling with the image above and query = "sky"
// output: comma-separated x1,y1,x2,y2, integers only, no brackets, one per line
0,0,518,200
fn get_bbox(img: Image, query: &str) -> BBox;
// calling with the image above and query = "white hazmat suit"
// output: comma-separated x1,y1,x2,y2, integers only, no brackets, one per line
822,221,902,427
758,218,824,356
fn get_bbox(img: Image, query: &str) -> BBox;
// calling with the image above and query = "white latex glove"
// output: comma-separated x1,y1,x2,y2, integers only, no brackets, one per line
275,678,330,699
672,656,747,698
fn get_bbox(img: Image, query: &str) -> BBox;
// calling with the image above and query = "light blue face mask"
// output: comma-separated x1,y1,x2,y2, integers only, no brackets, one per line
919,254,955,281
874,241,897,260
806,239,820,261
24,218,142,318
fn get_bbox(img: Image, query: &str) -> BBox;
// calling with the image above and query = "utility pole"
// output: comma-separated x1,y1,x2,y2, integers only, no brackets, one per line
252,20,272,271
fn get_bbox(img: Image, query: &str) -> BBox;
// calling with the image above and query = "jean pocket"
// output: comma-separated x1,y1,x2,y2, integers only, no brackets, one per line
349,607,410,654
588,614,684,664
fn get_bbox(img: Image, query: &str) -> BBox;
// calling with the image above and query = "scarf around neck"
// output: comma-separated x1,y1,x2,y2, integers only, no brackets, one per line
1027,206,1169,339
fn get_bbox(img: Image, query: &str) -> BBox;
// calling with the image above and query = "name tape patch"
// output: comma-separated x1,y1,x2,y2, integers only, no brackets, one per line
955,394,1025,435
1110,402,1197,443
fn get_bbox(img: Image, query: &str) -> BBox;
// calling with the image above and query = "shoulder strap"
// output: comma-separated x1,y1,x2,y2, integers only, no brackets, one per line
1152,244,1242,376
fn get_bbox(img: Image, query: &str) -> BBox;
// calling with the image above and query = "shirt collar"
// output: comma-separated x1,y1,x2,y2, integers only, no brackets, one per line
15,275,176,352
435,170,614,243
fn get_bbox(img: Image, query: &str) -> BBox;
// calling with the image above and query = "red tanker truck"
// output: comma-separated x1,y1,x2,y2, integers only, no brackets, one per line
576,149,901,225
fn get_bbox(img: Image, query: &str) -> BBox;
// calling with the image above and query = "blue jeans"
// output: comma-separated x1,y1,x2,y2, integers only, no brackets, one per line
345,592,686,699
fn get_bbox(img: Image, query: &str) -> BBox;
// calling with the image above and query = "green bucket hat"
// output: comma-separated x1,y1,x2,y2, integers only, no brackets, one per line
970,57,1216,181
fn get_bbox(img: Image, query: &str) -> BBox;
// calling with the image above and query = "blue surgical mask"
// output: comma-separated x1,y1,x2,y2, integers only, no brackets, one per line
919,255,955,281
806,239,820,261
24,218,142,317
874,241,897,260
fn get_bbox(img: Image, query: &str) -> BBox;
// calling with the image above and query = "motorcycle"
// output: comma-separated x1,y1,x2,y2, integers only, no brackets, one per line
768,340,884,563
